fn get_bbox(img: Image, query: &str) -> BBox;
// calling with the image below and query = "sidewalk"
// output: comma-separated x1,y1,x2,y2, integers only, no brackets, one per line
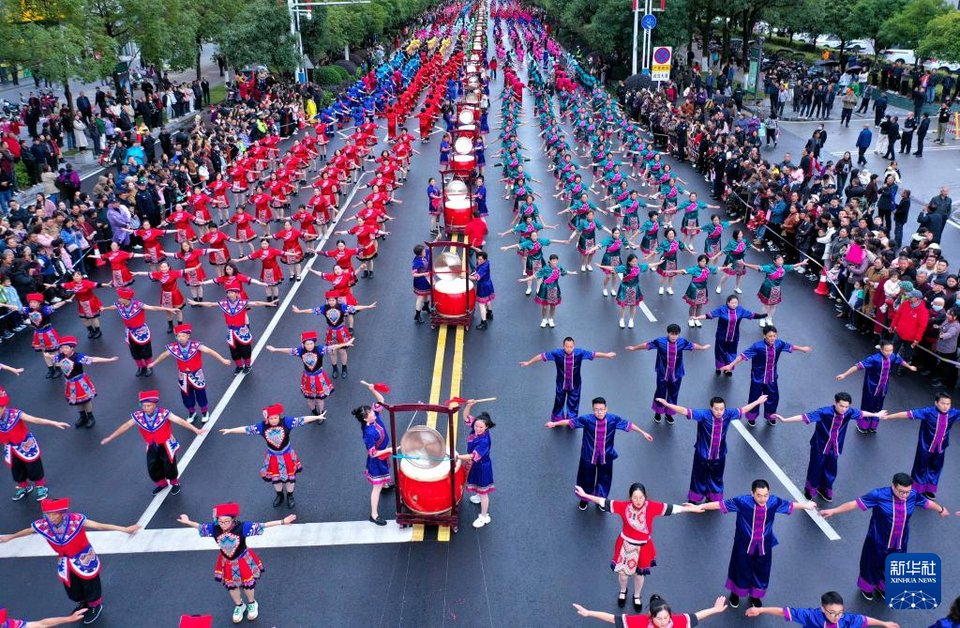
10,46,228,203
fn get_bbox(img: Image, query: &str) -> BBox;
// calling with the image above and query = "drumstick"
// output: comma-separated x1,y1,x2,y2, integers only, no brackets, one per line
447,397,497,406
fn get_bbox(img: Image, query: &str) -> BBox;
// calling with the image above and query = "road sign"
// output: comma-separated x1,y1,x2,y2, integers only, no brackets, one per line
641,14,657,30
651,46,672,81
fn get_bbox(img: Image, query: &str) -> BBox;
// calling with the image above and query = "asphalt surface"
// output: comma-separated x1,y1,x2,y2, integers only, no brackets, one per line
1,15,957,628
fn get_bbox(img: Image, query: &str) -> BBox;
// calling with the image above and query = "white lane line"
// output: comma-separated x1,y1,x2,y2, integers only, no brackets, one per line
729,420,841,540
0,520,413,558
135,171,369,530
638,302,657,323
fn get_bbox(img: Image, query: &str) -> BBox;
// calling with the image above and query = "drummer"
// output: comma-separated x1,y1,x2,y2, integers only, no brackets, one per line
455,399,496,529
353,381,393,526
412,245,432,324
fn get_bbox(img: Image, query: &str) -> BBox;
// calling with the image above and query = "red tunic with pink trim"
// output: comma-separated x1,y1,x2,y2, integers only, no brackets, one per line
273,228,305,264
175,249,210,285
200,230,231,266
166,210,197,243
101,250,135,287
1,408,42,468
148,269,186,309
165,340,206,393
31,513,101,585
133,228,168,264
61,279,102,319
249,247,283,285
229,212,257,242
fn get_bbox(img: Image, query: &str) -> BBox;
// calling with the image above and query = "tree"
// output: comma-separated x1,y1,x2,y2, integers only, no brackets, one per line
218,0,301,73
186,0,240,79
879,0,949,50
917,11,960,62
850,0,908,53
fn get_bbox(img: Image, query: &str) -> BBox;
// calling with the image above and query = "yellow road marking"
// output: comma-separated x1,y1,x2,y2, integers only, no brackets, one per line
412,524,425,541
449,325,465,444
437,525,451,542
426,324,448,429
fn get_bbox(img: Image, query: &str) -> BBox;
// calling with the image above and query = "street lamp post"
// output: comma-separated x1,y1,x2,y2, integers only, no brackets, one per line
287,0,372,83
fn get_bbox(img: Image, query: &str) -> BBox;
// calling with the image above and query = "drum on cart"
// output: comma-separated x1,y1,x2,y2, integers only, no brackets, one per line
433,278,476,318
397,426,465,515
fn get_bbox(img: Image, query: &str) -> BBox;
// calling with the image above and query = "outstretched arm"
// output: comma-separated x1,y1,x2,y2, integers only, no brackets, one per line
100,419,137,445
199,345,232,366
570,604,615,624
694,596,729,621
84,519,140,534
519,353,546,367
820,499,862,519
24,609,89,627
360,380,385,404
656,398,689,416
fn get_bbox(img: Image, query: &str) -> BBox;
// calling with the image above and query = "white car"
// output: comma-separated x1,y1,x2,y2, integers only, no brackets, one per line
882,49,917,65
843,40,875,55
924,59,960,72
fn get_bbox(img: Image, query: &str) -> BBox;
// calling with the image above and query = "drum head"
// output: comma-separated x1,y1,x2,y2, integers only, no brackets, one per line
445,179,468,196
400,426,448,470
454,136,474,154
458,110,475,125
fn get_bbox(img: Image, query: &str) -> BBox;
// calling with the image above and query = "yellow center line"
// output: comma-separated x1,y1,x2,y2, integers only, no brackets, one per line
425,325,448,430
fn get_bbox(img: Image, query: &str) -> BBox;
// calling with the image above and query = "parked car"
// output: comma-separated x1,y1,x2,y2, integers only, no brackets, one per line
924,59,960,73
882,48,917,65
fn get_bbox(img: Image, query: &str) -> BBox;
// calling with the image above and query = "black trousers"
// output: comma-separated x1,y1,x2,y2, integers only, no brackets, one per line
840,108,853,126
229,342,253,362
65,573,102,605
128,339,152,361
11,455,44,483
857,147,868,164
146,444,179,482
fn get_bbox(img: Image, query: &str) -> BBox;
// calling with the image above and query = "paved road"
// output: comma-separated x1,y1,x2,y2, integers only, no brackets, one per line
0,18,957,628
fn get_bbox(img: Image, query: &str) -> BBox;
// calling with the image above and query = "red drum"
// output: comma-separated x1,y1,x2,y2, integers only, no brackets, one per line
433,278,475,317
444,196,472,226
451,154,476,172
398,457,465,515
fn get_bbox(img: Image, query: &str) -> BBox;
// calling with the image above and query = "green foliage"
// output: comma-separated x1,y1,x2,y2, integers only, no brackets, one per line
917,11,960,62
218,0,301,73
879,0,949,49
314,65,349,85
850,0,908,48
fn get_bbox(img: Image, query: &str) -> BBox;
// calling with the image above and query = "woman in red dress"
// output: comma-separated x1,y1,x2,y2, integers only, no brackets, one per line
188,187,214,238
99,241,146,287
248,185,275,236
291,203,321,244
199,223,232,278
164,240,213,304
307,187,333,228
575,484,703,611
271,220,307,282
126,219,175,271
229,159,250,208
201,262,267,300
228,206,259,257
209,173,232,224
131,261,186,332
51,270,109,338
573,595,728,627
335,221,388,279
236,239,284,302
163,203,198,244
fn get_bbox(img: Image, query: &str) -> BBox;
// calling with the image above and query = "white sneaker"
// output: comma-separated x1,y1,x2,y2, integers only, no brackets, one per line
716,285,722,293
602,288,609,297
694,320,702,327
472,514,491,528
580,264,586,272
232,605,244,624
759,318,767,327
666,287,674,295
246,601,259,621
587,264,593,271
628,319,634,329
469,493,481,504
619,318,625,328
540,318,548,328
766,318,773,327
688,318,695,327
548,318,555,328
658,286,664,295
525,286,532,295
735,288,742,294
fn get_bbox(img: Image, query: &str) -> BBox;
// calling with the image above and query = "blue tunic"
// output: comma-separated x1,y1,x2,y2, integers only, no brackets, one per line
644,337,694,382
706,305,755,369
568,413,632,465
474,260,495,301
362,408,391,484
803,406,863,458
783,607,867,627
687,407,742,460
541,347,595,391
465,416,494,492
721,493,794,597
740,339,795,385
412,255,430,293
856,486,929,594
